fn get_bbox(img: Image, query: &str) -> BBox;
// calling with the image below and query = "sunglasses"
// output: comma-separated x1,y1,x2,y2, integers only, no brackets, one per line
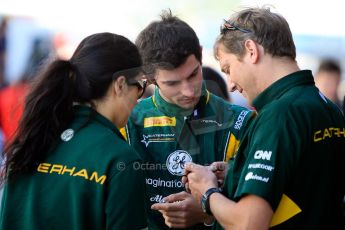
128,79,147,99
220,19,252,34
112,68,147,99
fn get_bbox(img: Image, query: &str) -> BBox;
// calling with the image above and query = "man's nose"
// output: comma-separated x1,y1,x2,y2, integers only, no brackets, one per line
226,75,237,92
181,83,196,97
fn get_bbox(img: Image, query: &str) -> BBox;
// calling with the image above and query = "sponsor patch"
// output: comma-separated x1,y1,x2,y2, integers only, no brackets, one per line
146,177,184,188
254,150,272,161
166,150,192,176
234,110,249,130
245,172,269,183
248,163,274,171
313,127,345,142
37,163,106,185
150,194,165,203
144,116,176,128
61,129,74,142
200,119,223,127
141,133,175,147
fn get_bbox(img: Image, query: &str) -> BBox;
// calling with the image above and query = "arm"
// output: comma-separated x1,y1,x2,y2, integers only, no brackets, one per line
185,163,273,230
210,193,272,230
151,191,213,228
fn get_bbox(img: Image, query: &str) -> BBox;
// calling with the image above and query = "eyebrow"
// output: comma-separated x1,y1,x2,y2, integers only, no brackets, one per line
161,65,200,84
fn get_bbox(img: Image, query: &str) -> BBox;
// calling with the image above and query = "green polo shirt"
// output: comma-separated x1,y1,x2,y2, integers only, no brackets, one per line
217,70,345,229
0,106,147,230
123,84,254,229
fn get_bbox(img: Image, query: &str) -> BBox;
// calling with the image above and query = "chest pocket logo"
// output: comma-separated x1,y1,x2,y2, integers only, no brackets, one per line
61,129,74,142
166,150,192,176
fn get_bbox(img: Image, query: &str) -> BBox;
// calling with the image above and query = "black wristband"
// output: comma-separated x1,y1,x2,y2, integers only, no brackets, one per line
201,187,222,215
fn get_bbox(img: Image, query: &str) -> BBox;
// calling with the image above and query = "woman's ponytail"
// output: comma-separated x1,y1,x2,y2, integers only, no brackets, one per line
2,59,76,180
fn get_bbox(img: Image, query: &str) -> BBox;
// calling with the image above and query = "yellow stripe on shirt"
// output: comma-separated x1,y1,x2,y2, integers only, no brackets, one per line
270,194,302,227
119,127,127,141
225,133,240,161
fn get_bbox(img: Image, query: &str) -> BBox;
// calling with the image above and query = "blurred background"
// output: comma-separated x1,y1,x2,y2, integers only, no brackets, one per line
0,0,344,146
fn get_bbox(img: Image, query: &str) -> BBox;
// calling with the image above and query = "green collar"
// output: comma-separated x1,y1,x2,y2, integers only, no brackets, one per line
73,105,124,139
253,70,314,111
152,82,210,117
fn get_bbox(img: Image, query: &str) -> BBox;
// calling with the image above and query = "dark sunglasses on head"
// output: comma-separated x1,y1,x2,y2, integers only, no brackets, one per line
220,19,252,34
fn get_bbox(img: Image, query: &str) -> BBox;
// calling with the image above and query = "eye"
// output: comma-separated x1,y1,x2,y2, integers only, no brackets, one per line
165,81,178,86
225,67,230,75
188,72,197,80
221,66,230,75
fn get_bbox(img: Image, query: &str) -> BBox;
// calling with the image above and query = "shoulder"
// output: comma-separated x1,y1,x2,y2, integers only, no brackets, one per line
129,96,165,127
73,123,141,164
130,96,156,121
265,86,321,121
133,96,155,113
102,131,141,162
209,93,254,120
206,94,255,136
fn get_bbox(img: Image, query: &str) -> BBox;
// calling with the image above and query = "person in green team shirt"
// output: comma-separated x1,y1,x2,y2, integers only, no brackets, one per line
121,10,254,229
184,6,345,230
0,32,148,229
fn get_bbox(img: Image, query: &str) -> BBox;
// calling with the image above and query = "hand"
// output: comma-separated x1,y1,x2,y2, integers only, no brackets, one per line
208,161,228,187
151,191,209,228
184,163,218,203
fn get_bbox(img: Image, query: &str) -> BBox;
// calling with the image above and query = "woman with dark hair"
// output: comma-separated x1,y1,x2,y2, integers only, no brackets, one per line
0,32,148,229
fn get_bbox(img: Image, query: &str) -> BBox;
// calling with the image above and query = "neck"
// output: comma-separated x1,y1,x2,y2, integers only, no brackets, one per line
93,99,119,127
258,56,300,93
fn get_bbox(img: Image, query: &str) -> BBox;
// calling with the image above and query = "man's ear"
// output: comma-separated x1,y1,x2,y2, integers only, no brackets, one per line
113,76,127,96
244,39,260,64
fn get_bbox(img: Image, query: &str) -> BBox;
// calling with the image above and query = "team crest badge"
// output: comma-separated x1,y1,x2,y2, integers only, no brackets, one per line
61,129,74,142
166,150,192,176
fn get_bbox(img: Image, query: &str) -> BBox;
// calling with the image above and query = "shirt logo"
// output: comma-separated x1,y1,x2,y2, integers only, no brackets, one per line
200,119,223,127
150,194,165,203
144,116,176,128
254,150,272,161
234,110,249,130
146,177,184,188
245,172,269,183
37,163,106,185
313,127,345,142
166,150,192,176
61,129,74,142
141,134,175,147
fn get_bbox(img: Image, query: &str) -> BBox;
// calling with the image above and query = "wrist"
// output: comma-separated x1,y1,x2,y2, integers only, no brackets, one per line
203,214,215,226
201,187,222,216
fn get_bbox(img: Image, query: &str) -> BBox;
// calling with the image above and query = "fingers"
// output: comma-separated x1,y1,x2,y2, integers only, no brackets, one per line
162,214,189,229
151,200,182,211
184,162,198,172
164,191,189,203
210,161,228,172
154,198,201,228
210,161,228,183
185,182,191,193
181,175,188,184
186,162,227,173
